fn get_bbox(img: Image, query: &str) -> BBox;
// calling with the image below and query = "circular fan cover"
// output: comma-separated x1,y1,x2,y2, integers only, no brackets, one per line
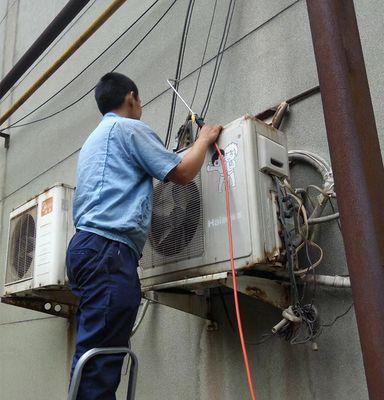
11,214,36,279
150,181,201,256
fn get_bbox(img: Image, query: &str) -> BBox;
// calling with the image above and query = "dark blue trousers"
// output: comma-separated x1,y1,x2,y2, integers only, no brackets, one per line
66,230,141,400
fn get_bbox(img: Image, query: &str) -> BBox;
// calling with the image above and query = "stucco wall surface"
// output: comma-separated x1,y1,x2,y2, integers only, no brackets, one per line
0,0,382,399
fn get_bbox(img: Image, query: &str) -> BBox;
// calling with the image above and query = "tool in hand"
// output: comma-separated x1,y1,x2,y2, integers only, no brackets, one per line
166,79,205,128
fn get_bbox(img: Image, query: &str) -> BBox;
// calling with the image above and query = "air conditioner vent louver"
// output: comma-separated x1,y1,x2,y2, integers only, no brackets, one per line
6,206,37,284
141,174,204,269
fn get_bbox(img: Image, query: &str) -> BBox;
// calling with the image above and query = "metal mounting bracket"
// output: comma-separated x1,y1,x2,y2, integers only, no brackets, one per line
1,295,76,318
144,290,212,322
222,275,291,310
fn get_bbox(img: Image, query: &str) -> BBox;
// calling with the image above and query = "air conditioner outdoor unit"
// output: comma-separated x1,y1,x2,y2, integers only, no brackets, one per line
4,183,75,296
139,115,289,289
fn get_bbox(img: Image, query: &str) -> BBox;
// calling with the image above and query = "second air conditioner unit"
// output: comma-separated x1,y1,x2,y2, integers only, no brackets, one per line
4,183,75,296
139,115,289,289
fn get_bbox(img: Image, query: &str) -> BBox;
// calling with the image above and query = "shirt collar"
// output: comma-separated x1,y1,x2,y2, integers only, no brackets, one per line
103,112,119,118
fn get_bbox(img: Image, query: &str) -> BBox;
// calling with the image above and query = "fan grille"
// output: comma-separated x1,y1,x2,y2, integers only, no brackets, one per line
141,174,204,269
6,207,37,284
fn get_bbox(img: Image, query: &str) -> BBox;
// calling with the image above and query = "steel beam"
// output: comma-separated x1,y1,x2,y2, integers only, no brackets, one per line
306,1,384,398
0,0,92,100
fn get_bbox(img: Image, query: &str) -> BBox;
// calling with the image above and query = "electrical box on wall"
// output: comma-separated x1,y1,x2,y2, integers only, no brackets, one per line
139,116,289,290
2,183,76,317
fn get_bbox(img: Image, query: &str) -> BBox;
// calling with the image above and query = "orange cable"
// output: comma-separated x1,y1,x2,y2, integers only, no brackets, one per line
214,142,257,400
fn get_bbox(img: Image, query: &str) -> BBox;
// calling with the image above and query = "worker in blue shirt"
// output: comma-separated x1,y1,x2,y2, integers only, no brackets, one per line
66,72,222,400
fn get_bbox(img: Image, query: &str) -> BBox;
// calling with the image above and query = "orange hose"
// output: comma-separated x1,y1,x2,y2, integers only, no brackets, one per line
214,142,257,400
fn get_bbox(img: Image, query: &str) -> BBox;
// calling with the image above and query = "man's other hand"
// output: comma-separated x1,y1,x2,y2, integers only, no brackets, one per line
199,124,223,145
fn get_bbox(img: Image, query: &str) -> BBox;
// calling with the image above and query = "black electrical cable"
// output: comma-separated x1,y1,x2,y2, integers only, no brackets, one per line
321,303,354,328
164,0,195,149
200,0,236,119
246,333,275,346
3,0,163,129
200,0,233,117
189,0,218,109
0,0,17,29
1,0,303,201
217,287,235,333
3,0,177,130
142,0,301,112
274,177,300,304
2,0,300,132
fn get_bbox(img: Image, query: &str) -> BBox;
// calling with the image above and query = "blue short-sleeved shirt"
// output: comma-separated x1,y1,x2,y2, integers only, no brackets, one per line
73,112,182,259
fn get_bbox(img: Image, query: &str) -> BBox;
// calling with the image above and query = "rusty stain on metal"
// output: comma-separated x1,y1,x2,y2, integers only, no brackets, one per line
244,285,291,309
271,102,289,129
307,1,384,398
264,245,281,263
245,286,268,301
225,275,291,310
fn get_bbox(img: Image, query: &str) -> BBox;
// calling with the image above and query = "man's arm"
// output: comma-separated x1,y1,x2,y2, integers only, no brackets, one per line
167,124,222,185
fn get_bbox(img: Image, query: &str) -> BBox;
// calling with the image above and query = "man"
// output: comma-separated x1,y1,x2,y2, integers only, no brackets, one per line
66,72,222,399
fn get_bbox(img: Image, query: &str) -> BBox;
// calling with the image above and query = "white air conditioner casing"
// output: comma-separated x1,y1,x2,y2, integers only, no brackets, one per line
4,183,75,295
139,116,289,289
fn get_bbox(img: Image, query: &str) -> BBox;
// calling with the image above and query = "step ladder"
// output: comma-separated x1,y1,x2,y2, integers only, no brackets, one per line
67,347,138,400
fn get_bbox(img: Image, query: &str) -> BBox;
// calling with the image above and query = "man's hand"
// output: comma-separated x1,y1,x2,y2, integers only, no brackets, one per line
199,124,223,145
167,123,224,185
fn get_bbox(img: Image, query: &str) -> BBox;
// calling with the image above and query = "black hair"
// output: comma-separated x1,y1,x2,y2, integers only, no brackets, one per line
95,72,139,115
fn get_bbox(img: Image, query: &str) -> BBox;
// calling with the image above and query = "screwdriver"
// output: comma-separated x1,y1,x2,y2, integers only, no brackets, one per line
166,79,205,128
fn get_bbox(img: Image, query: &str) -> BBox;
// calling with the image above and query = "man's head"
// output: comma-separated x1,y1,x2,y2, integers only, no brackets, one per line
95,72,142,119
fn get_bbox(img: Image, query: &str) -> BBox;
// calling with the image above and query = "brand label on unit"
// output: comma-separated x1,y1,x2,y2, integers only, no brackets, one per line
207,211,242,228
41,197,53,216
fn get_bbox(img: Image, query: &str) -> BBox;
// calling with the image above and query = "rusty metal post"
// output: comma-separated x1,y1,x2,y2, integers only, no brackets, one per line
306,1,384,398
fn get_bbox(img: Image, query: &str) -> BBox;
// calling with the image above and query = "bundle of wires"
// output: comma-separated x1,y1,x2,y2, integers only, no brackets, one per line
166,0,236,148
273,176,323,345
164,0,196,149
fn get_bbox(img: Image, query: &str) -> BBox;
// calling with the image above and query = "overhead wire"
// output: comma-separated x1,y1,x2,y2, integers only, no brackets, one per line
189,0,218,109
1,0,301,132
2,0,164,129
321,303,354,328
200,0,236,119
0,0,17,29
142,0,301,111
0,0,99,107
1,0,302,202
164,0,195,149
0,0,301,207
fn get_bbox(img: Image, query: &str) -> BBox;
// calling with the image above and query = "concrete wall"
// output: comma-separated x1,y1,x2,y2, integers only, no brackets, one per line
0,0,381,398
